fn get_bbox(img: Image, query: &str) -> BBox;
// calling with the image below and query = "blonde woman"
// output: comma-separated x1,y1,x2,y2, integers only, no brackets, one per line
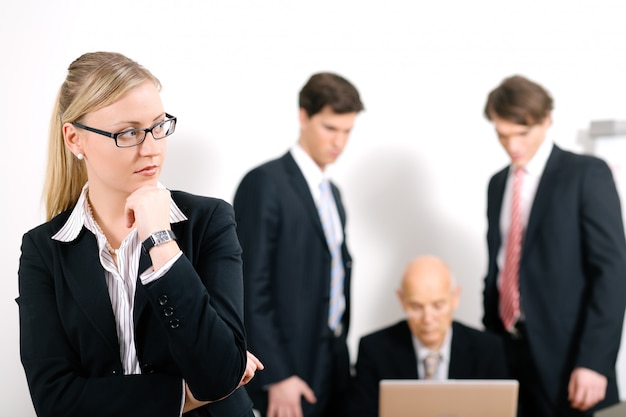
17,51,261,417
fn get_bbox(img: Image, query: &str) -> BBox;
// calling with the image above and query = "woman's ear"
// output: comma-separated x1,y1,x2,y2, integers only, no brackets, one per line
63,122,83,158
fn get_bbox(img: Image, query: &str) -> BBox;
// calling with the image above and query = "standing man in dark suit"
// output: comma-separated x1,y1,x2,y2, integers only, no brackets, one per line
482,75,626,417
350,255,509,417
233,72,364,417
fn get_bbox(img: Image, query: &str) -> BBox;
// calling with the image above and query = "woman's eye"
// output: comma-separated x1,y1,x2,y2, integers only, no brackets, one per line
154,122,165,133
119,130,137,139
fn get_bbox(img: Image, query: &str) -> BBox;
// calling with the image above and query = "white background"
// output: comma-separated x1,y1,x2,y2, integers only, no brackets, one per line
2,1,626,415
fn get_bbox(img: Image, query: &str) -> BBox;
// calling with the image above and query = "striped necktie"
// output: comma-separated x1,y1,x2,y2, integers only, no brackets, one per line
318,180,345,334
500,166,524,332
423,353,441,380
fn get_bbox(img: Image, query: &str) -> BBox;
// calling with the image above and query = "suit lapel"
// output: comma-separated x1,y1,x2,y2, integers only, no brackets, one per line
491,168,509,230
524,145,561,250
61,229,119,353
132,250,154,331
490,145,561,259
488,168,509,253
331,183,347,229
393,321,419,378
448,322,473,378
281,153,328,244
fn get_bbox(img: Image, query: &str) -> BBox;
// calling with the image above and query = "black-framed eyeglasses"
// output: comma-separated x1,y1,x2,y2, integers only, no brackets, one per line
72,113,177,148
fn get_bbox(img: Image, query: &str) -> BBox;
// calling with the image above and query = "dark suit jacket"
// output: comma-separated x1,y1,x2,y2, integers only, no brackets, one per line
233,152,352,415
17,191,253,417
349,320,509,417
483,145,626,413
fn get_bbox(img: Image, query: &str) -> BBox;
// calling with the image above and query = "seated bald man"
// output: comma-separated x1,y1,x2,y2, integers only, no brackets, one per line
349,255,509,417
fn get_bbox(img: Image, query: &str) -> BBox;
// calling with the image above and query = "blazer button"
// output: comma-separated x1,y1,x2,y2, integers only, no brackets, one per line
157,295,169,306
345,261,352,268
142,363,155,374
162,306,174,317
169,319,180,329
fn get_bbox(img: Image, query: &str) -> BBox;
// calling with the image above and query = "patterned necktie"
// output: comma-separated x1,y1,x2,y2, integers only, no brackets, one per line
318,180,345,334
423,353,440,380
499,167,524,332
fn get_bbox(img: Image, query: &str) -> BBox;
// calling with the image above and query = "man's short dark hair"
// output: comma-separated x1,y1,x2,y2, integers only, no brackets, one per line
484,75,553,126
299,72,364,117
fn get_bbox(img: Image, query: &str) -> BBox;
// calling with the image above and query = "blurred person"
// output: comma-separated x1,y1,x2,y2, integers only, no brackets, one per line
234,72,364,417
17,51,262,417
482,74,626,416
350,255,508,417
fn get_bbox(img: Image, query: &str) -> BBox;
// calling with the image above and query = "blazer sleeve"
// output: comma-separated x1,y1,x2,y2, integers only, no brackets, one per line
234,169,293,386
575,159,626,375
142,198,247,399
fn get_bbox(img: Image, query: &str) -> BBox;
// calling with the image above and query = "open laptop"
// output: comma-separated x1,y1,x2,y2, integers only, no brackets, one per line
379,379,519,417
595,401,626,417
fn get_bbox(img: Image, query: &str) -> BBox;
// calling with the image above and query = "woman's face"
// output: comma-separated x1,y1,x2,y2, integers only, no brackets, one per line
66,81,168,197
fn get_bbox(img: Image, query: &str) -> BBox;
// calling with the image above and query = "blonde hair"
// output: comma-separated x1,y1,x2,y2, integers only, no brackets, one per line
43,52,161,220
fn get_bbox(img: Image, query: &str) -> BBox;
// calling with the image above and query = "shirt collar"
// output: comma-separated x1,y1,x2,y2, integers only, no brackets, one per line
52,182,187,243
291,143,327,183
519,138,553,177
290,143,331,202
413,325,453,362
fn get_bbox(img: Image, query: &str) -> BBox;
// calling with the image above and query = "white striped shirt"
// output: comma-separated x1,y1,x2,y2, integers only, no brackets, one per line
52,182,187,375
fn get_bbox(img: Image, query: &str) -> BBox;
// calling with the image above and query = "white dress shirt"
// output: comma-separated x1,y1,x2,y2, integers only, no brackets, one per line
412,327,453,380
290,144,344,246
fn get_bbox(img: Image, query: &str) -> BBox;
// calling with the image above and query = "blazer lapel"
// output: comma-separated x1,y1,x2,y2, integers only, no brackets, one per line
448,322,473,378
61,229,119,353
524,145,561,249
491,168,509,229
487,167,509,258
281,153,327,244
331,183,347,230
133,250,154,330
393,321,419,379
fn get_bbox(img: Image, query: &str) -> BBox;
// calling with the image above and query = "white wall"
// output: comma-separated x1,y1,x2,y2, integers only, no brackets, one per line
3,1,626,415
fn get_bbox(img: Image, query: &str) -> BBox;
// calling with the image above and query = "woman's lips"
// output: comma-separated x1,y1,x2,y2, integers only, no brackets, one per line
136,166,158,176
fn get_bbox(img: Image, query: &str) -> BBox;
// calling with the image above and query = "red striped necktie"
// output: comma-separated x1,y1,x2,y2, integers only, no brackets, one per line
500,167,524,332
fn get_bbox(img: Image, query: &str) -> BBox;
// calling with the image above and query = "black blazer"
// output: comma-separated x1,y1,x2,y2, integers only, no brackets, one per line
234,152,353,413
350,320,509,417
17,191,253,417
483,145,626,412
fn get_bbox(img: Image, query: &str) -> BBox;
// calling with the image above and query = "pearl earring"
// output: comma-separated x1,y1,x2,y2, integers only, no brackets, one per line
77,153,84,160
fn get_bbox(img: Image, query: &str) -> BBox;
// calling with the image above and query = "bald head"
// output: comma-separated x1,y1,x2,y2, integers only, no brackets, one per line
397,255,460,351
401,255,456,293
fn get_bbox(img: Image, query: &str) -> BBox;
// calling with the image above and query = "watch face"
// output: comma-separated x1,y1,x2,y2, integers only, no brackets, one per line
143,230,176,254
153,230,172,244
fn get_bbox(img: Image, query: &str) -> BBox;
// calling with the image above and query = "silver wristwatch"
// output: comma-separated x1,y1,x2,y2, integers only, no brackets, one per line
142,230,177,254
